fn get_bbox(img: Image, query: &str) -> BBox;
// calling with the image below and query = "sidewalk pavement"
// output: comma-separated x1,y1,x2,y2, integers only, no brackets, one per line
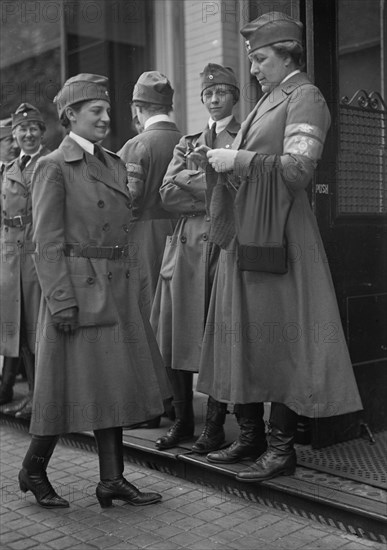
0,424,385,550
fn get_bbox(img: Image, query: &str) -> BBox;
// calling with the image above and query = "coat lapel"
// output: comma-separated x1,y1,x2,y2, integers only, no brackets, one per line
61,136,129,199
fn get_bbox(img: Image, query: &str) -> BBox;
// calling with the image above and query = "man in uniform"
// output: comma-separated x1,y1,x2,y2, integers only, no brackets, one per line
151,64,241,452
0,103,50,419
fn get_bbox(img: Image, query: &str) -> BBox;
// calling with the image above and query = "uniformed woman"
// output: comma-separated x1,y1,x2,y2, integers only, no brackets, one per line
197,12,363,482
19,74,170,508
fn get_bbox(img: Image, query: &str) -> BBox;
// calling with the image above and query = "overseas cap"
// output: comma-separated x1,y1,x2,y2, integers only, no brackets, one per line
12,103,45,129
200,64,239,96
54,73,110,117
240,11,303,53
132,71,174,106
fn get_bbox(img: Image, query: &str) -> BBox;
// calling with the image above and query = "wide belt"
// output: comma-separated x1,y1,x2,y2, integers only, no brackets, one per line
3,214,32,228
135,206,179,222
64,243,130,260
180,211,206,218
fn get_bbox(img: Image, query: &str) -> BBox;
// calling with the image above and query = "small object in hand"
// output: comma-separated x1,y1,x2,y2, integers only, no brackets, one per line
184,142,195,158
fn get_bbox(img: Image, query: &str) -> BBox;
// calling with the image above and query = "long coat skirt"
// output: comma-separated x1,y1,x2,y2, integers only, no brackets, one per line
151,119,240,372
197,73,363,418
29,136,171,436
118,121,182,313
0,148,50,356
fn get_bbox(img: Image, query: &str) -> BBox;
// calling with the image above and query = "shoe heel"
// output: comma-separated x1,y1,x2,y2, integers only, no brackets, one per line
96,488,112,508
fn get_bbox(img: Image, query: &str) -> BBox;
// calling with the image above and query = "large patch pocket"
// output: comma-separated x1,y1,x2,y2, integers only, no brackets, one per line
159,235,179,280
69,273,118,327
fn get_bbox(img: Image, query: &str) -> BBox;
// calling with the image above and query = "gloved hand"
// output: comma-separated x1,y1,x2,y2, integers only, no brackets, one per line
188,145,211,169
52,306,79,333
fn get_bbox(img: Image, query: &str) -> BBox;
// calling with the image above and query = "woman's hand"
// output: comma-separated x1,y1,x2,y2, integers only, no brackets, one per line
207,149,238,173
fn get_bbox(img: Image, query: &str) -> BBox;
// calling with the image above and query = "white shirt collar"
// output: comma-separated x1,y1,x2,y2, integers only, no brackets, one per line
281,70,301,84
208,115,233,135
19,144,43,167
144,114,172,130
69,131,95,155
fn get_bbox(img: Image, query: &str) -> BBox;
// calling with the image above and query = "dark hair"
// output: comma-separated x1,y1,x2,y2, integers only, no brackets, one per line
271,41,305,70
59,100,89,128
132,101,172,115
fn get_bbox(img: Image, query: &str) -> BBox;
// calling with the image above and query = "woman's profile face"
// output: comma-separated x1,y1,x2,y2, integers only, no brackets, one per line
69,100,110,143
249,46,294,93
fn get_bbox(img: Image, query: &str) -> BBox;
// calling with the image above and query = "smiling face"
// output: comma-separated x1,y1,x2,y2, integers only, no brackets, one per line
249,46,294,93
202,84,235,121
66,100,110,143
13,121,44,155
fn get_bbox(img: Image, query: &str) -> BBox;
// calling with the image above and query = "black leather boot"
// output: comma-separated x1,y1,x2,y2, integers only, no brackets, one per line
19,435,69,508
191,396,227,454
207,403,267,463
0,357,19,405
94,427,162,508
236,402,298,482
155,369,194,450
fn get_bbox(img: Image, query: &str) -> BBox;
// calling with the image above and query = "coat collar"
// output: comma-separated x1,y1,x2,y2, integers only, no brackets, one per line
60,135,129,199
142,121,180,133
5,146,51,187
233,72,312,149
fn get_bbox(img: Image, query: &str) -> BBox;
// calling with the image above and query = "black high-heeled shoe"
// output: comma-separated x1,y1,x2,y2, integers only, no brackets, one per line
18,468,69,508
96,478,162,508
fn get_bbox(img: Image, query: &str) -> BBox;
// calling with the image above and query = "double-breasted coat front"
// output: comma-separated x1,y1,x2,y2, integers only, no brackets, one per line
197,73,363,418
29,136,170,436
151,118,240,372
118,121,182,312
0,148,50,357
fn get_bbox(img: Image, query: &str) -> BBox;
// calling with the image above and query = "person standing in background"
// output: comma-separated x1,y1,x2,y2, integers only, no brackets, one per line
152,65,240,452
0,104,50,419
118,71,182,316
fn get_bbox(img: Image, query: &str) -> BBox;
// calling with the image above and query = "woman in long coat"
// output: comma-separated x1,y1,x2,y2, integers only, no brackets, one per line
19,74,170,509
151,64,240,453
197,12,363,482
0,103,50,418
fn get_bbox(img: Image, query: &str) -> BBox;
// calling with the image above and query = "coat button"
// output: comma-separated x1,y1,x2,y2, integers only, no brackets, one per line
86,277,95,285
122,224,129,233
126,202,132,209
202,233,208,241
180,235,187,243
126,271,130,278
107,272,113,280
102,223,110,231
206,216,210,222
98,200,105,208
23,192,28,198
4,226,8,232
17,240,23,248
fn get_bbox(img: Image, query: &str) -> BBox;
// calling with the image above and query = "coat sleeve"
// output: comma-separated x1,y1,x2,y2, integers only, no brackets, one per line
118,139,150,214
233,84,331,192
159,136,207,213
31,157,78,316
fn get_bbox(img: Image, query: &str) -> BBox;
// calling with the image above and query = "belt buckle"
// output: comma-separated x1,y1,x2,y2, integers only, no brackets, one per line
13,215,23,227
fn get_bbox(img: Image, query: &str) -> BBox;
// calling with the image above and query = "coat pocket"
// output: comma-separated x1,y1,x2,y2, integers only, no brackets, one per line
159,235,178,280
69,274,118,327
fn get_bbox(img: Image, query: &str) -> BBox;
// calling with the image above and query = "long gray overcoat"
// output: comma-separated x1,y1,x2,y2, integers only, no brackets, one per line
29,136,170,436
118,121,182,313
197,73,363,418
151,118,240,372
0,147,50,356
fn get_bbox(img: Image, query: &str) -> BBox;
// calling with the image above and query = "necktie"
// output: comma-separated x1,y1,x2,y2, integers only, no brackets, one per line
19,155,31,171
205,122,217,148
94,144,107,166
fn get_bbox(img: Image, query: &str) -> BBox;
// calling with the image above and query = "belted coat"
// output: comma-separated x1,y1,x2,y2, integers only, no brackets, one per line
151,118,240,372
0,147,50,356
197,73,363,418
118,121,182,313
29,136,170,436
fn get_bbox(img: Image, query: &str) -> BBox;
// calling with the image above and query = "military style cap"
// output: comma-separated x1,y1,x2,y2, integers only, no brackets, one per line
132,71,174,106
240,11,303,53
12,103,45,129
0,120,12,140
54,73,110,116
200,64,239,95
